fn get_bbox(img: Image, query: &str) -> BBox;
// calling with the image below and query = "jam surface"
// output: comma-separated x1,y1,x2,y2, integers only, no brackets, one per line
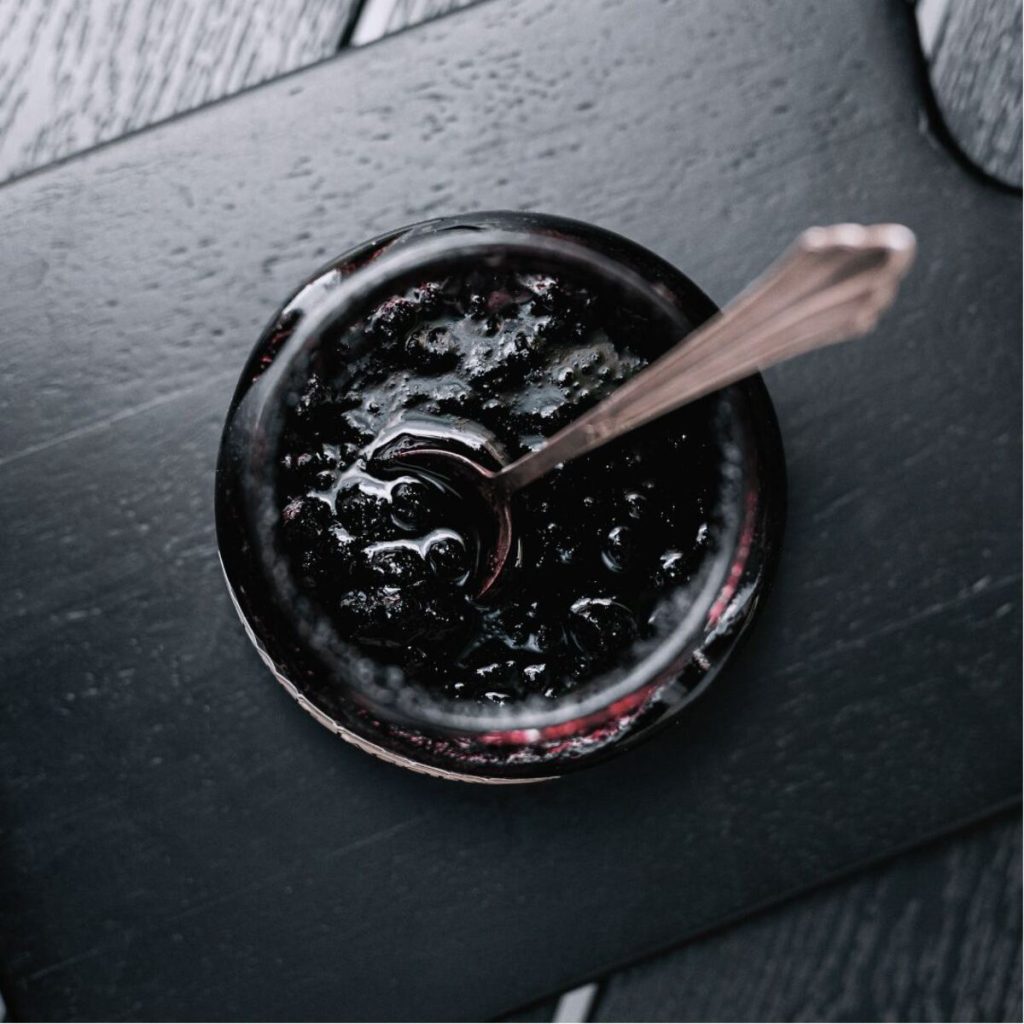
275,268,724,706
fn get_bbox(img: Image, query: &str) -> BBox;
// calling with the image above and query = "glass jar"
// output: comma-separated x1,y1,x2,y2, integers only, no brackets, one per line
216,212,785,782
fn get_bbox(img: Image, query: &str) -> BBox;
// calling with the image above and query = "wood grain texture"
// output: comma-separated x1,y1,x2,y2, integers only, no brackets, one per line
593,812,1023,1023
0,0,357,183
0,0,1019,1020
350,0,485,46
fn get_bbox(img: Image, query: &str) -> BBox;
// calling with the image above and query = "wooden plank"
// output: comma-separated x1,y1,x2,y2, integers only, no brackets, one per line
350,0,485,46
0,0,358,183
0,0,1019,1019
593,812,1022,1023
917,0,1022,187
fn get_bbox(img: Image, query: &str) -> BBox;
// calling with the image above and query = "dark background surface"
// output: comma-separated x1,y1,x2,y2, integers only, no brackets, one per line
505,812,1022,1023
0,0,1020,1020
591,811,1022,1022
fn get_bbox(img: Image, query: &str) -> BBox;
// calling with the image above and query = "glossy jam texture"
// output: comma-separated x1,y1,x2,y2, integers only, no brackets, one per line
275,269,723,706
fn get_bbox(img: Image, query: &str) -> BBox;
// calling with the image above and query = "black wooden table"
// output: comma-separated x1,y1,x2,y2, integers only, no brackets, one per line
1,1,1020,1020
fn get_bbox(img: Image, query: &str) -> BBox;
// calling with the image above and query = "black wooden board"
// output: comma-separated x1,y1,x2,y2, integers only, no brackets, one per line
592,811,1023,1023
0,1,1020,1020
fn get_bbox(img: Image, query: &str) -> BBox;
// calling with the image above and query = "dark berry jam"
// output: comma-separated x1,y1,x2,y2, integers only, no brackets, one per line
275,271,723,708
216,213,785,781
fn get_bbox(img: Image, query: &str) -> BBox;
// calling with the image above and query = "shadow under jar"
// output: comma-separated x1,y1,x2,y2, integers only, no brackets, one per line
216,212,786,782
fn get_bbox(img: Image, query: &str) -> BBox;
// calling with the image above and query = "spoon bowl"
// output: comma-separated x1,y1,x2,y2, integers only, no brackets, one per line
382,446,514,598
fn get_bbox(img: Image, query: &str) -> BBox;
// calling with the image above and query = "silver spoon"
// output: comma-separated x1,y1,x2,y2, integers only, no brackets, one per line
391,223,916,596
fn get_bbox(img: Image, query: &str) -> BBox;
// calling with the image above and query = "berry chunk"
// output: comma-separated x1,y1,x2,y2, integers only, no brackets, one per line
390,479,439,532
405,325,459,371
602,524,634,572
425,534,470,580
281,495,332,540
568,597,637,659
522,662,550,688
335,484,392,536
622,491,648,521
363,544,426,586
365,295,417,342
336,587,418,647
656,549,689,586
286,448,339,492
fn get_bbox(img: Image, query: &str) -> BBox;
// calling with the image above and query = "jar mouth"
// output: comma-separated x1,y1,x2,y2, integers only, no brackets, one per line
233,228,751,737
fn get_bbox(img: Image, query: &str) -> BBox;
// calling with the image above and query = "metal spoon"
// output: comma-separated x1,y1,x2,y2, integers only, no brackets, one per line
391,223,916,596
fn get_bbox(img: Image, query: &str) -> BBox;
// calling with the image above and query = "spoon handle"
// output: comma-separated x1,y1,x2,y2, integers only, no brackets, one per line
495,223,916,494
